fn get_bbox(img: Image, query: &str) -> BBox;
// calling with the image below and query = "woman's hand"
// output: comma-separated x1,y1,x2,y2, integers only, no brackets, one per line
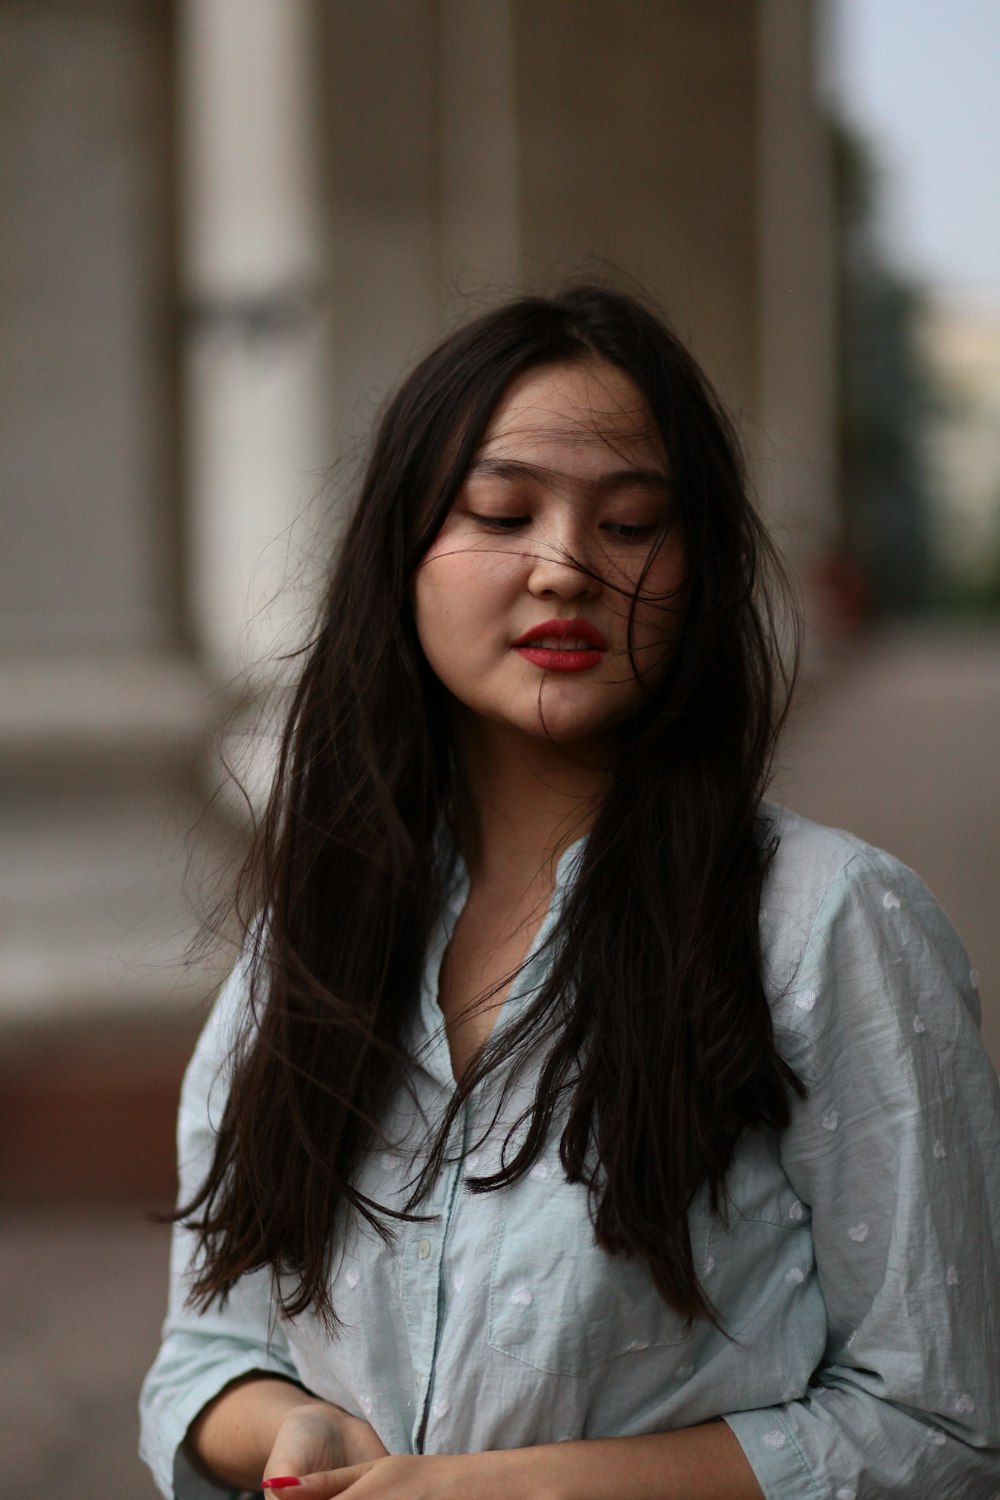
185,1375,388,1493
262,1451,531,1498
261,1425,764,1499
263,1402,389,1490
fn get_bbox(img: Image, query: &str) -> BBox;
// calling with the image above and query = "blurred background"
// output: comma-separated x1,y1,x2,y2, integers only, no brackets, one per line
2,1,998,1493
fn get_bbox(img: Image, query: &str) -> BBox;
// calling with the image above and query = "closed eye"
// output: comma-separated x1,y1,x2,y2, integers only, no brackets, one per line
469,513,529,532
602,522,661,540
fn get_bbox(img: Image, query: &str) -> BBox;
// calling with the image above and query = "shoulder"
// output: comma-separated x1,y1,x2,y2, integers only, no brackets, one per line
178,944,260,1136
757,802,983,1074
757,800,968,982
757,801,880,957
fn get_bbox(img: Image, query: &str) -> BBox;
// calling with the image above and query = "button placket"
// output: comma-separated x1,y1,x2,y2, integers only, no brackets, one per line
406,1220,445,1437
408,1103,470,1451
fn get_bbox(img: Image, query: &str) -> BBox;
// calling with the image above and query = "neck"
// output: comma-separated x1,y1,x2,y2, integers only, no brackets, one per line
450,709,614,887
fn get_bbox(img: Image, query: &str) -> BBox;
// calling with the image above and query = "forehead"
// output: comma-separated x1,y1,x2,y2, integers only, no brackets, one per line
478,359,665,470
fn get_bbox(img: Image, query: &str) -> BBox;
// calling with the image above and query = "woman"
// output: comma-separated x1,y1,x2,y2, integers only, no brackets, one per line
141,287,1000,1499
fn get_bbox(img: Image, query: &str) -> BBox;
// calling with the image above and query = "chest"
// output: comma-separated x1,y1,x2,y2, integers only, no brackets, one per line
436,884,550,1082
284,1096,813,1453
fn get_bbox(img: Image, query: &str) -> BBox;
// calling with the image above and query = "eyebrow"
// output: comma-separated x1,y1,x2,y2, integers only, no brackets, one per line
467,457,673,494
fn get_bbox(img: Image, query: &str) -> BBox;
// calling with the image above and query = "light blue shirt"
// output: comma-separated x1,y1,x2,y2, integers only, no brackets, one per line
140,806,1000,1499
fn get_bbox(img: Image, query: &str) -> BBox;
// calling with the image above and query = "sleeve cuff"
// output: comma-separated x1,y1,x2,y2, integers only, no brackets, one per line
140,1352,302,1499
722,1408,824,1500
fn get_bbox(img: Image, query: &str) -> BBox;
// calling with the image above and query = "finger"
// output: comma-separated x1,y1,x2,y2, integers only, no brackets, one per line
262,1460,376,1496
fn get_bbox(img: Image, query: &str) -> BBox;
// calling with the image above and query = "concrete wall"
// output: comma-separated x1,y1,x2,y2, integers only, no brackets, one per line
0,0,180,653
315,0,835,561
514,0,760,410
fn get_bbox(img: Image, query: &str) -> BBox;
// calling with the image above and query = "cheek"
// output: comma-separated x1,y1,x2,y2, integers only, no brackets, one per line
412,549,503,677
412,563,453,673
416,546,516,623
631,548,687,635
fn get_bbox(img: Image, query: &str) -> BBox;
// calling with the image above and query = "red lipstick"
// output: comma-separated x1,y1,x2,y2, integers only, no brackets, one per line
512,618,607,673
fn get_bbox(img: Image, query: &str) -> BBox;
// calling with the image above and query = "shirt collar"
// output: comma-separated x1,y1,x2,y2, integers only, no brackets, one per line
413,828,589,1088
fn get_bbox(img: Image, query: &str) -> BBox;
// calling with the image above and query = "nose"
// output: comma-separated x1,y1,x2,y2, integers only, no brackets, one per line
525,524,602,602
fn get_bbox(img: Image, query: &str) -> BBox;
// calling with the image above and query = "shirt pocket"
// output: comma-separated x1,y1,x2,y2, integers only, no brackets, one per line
702,1128,812,1338
486,1168,709,1376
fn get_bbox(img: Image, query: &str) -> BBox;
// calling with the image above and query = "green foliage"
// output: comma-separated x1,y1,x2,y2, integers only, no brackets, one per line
832,123,937,613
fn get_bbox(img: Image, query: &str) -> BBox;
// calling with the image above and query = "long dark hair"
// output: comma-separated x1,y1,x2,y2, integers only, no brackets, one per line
181,285,803,1330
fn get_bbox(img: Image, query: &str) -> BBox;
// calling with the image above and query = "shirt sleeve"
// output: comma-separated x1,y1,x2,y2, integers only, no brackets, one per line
723,849,1000,1500
139,956,303,1499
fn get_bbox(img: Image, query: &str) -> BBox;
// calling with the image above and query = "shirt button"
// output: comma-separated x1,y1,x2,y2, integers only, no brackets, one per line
417,1238,432,1260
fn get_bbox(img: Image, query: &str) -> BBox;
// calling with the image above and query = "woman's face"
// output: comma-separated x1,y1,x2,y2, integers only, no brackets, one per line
413,359,686,751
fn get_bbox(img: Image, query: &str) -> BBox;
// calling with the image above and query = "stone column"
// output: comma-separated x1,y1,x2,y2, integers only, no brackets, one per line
177,0,332,683
0,0,219,1030
756,0,837,564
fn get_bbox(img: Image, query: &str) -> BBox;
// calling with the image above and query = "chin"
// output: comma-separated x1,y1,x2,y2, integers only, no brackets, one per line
526,695,636,744
515,711,622,749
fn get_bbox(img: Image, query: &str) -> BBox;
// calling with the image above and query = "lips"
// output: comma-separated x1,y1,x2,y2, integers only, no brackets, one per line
513,618,608,650
512,617,607,673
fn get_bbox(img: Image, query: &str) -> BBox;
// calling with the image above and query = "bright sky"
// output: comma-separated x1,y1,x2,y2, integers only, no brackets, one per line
824,0,1000,300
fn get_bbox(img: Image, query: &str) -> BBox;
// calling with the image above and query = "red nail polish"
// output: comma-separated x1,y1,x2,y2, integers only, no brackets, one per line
262,1479,302,1490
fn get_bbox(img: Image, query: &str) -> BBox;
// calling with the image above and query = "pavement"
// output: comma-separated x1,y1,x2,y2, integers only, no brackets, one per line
775,620,999,1064
3,620,998,1496
1,1206,171,1498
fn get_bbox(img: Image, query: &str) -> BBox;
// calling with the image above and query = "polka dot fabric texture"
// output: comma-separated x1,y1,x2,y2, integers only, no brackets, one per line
141,808,1000,1499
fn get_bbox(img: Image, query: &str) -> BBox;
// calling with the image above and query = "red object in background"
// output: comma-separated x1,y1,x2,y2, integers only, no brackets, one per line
0,1016,201,1206
808,551,872,637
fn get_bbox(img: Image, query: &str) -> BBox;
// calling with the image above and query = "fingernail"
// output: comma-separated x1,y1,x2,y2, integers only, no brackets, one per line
262,1480,302,1490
